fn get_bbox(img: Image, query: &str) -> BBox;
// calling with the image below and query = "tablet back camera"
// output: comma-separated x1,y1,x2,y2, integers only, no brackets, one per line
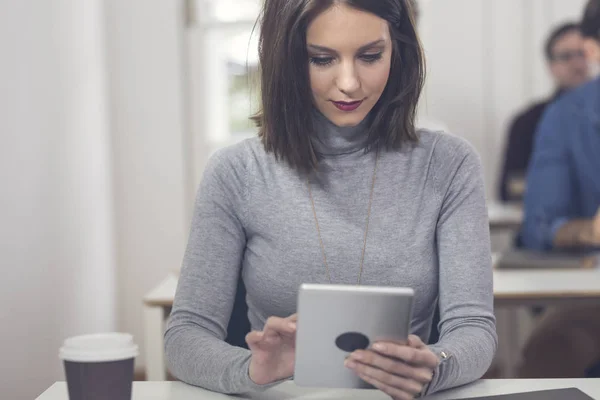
335,332,370,352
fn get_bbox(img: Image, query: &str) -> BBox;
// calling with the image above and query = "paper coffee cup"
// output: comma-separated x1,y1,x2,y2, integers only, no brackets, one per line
59,333,139,400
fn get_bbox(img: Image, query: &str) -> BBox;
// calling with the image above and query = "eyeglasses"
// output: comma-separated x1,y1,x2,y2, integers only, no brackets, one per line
551,50,586,63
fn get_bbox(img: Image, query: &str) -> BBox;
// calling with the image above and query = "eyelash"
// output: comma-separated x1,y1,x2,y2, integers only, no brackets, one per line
309,53,383,67
360,53,383,63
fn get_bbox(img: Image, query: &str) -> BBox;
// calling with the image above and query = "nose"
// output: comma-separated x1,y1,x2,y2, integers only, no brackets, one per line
335,60,361,96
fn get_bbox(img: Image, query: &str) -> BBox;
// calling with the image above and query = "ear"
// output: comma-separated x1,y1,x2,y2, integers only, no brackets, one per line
583,38,600,63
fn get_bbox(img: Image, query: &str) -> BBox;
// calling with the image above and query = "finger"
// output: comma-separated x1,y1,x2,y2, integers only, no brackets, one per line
246,332,283,353
287,313,298,323
286,314,298,330
375,336,423,350
371,343,439,369
245,331,263,346
407,335,426,349
349,350,433,384
263,316,296,337
355,372,416,400
345,357,423,395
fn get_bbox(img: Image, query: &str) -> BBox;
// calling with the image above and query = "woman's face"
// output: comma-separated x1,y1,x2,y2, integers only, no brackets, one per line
306,3,393,127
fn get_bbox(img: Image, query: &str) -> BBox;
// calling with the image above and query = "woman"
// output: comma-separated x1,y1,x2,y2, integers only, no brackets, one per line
165,0,497,398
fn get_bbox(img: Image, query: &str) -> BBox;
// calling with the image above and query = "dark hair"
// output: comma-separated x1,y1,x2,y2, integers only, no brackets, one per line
409,0,420,23
253,0,425,172
581,0,600,40
545,22,581,61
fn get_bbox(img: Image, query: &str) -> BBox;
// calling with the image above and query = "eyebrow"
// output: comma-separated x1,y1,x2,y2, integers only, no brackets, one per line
307,39,386,54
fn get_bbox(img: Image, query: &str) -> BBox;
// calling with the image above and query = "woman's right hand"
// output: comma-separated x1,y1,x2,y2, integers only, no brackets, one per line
247,314,297,385
592,207,600,245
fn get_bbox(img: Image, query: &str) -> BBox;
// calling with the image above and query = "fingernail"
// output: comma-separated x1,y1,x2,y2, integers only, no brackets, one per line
373,343,385,352
288,322,297,330
344,359,356,369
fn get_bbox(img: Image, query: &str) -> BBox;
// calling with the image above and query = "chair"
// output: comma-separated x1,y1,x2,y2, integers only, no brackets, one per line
225,277,251,349
586,360,600,377
428,306,441,345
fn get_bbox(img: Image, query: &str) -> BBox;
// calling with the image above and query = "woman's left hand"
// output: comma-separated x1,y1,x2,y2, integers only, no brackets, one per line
344,335,439,400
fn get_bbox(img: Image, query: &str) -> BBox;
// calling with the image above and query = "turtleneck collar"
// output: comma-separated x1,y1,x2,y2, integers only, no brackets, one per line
311,109,370,156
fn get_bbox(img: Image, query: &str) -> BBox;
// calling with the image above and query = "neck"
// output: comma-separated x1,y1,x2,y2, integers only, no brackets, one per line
311,110,370,156
554,87,566,98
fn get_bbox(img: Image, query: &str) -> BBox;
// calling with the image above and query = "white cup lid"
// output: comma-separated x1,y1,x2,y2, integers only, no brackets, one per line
59,333,139,363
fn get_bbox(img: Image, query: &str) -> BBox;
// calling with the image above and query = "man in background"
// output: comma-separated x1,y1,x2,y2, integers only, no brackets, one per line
518,0,600,378
499,23,588,202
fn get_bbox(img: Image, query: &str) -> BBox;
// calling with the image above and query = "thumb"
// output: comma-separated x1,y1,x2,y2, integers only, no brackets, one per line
246,331,264,347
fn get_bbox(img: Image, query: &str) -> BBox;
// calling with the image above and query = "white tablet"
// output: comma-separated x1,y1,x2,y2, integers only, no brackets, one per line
294,283,415,388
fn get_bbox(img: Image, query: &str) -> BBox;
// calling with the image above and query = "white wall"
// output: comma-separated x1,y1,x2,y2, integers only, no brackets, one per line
104,0,189,369
0,1,115,398
418,0,588,200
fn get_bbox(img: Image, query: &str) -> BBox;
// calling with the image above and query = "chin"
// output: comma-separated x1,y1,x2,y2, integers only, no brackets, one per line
326,111,369,128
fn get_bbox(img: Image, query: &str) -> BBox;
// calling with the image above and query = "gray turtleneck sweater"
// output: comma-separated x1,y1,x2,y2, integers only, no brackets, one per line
165,114,497,395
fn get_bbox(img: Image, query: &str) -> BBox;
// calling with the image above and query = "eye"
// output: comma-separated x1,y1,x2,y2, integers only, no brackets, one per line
360,53,383,64
309,56,335,67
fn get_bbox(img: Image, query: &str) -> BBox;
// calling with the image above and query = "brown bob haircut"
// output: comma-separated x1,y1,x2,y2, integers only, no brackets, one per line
581,0,600,40
253,0,425,172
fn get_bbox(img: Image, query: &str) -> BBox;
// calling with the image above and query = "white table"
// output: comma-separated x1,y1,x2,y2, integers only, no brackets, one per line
143,273,179,381
487,203,523,231
492,263,600,378
37,379,600,400
493,266,600,306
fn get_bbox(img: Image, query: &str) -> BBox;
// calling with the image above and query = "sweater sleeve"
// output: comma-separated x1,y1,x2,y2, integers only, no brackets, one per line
164,145,271,394
425,137,498,395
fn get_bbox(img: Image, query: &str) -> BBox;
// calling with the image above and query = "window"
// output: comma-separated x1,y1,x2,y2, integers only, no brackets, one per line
186,0,262,193
189,0,261,147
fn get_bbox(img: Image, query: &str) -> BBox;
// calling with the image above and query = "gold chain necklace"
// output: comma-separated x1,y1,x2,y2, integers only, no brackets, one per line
307,151,380,285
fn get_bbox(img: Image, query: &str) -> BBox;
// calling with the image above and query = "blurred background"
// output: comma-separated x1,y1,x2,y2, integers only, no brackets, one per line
0,0,591,398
